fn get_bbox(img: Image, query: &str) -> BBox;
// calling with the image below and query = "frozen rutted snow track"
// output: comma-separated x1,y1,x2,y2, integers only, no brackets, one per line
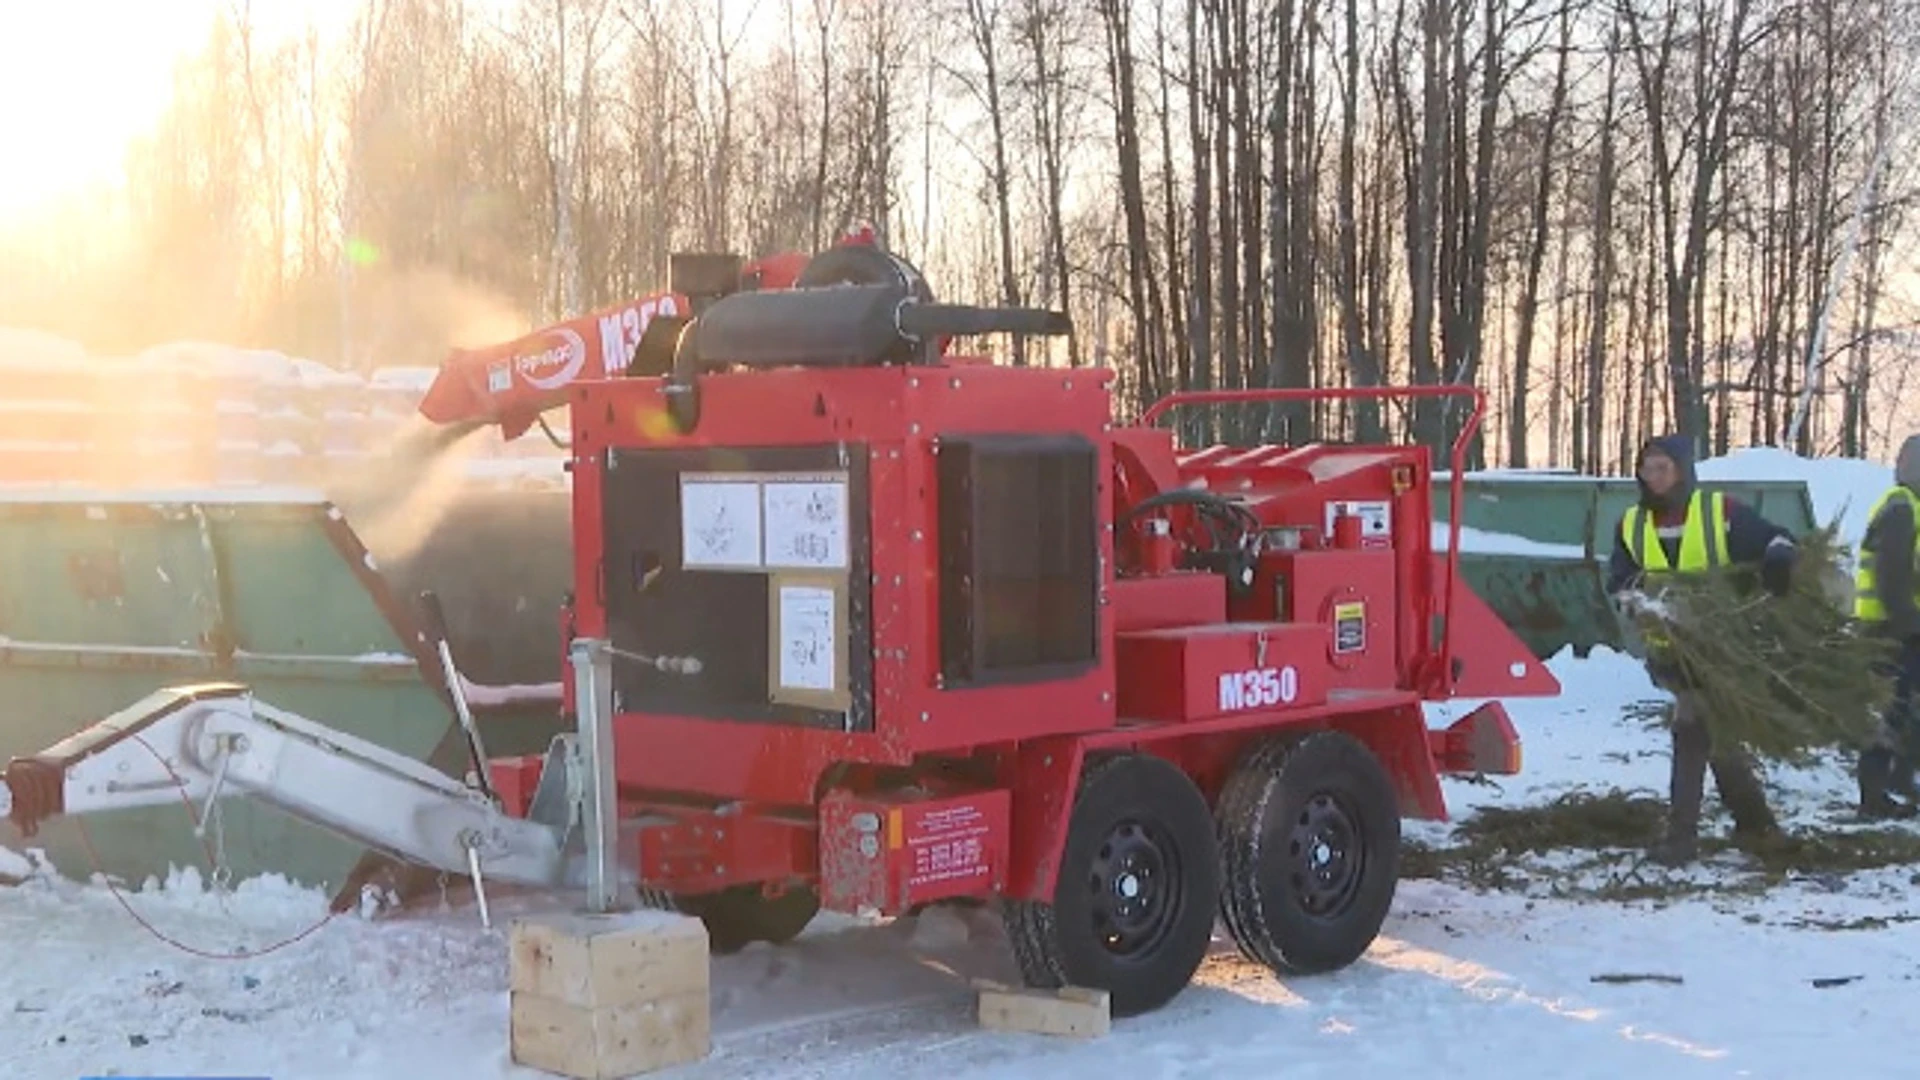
8,835,1920,1079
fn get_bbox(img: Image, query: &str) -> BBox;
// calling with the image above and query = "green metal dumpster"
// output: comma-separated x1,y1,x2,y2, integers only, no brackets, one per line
0,487,566,904
1451,553,1618,660
1435,476,1820,659
1435,475,1819,557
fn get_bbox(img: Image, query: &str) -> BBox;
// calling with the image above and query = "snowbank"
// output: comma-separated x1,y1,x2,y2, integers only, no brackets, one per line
462,455,568,486
293,357,364,390
1437,447,1896,559
0,327,88,369
1434,467,1593,482
0,485,329,505
370,366,439,393
457,674,563,708
1430,522,1585,558
1696,445,1892,542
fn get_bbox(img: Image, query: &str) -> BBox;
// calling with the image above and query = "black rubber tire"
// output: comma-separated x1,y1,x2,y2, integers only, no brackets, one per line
677,884,821,955
1003,753,1222,1019
1216,730,1401,975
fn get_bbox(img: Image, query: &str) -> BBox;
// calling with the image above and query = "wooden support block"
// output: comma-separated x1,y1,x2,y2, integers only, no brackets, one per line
508,909,713,1078
509,909,710,1010
972,979,1111,1039
510,989,710,1079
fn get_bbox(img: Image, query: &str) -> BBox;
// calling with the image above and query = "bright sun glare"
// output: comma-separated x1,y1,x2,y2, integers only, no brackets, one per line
0,3,218,222
0,1,346,225
0,0,728,227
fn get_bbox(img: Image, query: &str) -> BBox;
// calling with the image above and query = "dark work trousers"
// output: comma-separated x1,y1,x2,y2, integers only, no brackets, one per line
1666,689,1776,842
1864,638,1920,797
1889,640,1920,758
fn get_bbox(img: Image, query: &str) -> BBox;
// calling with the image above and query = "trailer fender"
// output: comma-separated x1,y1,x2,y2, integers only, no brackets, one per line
1003,735,1087,901
1330,703,1450,823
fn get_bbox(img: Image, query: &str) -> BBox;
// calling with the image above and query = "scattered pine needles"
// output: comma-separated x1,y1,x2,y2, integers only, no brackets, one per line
1401,788,1920,900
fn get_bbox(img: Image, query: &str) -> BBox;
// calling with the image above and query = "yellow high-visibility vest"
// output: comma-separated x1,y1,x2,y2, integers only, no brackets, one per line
1854,486,1920,621
1620,490,1730,577
1620,490,1729,652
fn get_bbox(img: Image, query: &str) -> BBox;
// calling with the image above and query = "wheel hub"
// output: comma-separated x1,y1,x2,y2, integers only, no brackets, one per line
1288,793,1366,919
1089,820,1183,958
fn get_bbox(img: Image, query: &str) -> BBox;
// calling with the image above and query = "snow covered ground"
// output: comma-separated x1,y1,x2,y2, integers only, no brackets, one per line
4,443,1918,1079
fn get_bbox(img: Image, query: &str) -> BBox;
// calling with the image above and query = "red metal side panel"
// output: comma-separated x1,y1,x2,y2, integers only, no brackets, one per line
1330,701,1452,821
1430,701,1525,775
1271,549,1402,691
1109,573,1225,633
818,788,1010,914
1003,735,1084,901
1115,622,1330,722
569,373,921,805
892,368,1119,753
632,807,816,894
568,365,1122,805
488,755,544,818
1434,553,1563,699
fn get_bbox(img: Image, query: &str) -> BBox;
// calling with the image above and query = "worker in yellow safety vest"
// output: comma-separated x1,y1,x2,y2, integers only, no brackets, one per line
1851,434,1920,819
1607,434,1798,866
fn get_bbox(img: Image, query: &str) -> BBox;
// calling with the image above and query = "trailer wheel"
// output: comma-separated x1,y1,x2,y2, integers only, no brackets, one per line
1216,730,1400,975
681,884,821,955
1003,753,1221,1018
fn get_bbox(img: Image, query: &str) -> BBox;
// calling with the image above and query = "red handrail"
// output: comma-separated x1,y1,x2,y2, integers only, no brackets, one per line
1132,385,1489,698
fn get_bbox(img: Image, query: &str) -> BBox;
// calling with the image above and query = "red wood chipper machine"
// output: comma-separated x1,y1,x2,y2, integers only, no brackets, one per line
0,242,1557,1018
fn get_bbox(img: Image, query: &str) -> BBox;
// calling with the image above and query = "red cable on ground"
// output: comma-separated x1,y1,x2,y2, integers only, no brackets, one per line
72,818,339,960
59,732,341,961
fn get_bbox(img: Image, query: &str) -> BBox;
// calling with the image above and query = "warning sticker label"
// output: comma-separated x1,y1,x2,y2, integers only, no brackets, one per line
1333,601,1367,654
1323,500,1393,547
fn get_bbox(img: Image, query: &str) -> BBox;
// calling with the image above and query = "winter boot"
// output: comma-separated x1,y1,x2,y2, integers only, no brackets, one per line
1712,753,1781,842
1859,747,1918,820
1730,812,1783,844
1648,830,1699,868
1890,754,1920,803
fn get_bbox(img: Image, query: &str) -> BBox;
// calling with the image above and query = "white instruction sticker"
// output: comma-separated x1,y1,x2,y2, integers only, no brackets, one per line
762,475,850,570
680,474,763,570
777,584,837,691
1323,500,1393,544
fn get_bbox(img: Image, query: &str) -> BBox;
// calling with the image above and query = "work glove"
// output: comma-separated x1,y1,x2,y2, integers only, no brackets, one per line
1610,588,1634,617
1761,538,1796,598
1610,589,1660,663
1611,588,1662,620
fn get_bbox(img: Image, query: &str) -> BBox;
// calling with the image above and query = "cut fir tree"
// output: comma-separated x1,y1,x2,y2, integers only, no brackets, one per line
1619,521,1895,767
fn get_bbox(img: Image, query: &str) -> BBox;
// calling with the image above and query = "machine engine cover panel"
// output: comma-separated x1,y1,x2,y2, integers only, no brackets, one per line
600,444,875,732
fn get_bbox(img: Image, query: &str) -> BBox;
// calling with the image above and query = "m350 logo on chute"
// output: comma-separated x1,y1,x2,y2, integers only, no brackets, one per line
595,295,680,375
